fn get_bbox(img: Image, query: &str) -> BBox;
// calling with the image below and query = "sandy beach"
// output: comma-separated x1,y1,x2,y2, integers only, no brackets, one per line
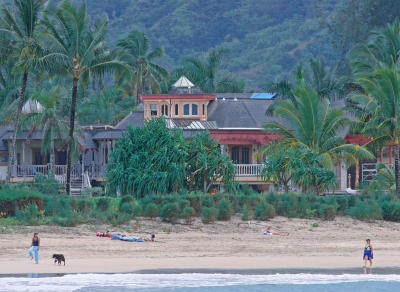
1,216,400,274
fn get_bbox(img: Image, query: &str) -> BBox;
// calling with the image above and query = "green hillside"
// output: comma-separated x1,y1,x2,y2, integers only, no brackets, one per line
80,0,336,89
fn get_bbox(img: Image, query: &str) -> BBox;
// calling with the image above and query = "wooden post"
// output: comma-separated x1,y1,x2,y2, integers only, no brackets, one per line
355,161,359,188
348,173,351,189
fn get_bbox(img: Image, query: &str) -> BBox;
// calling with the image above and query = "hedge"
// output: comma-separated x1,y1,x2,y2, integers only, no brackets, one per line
0,188,43,216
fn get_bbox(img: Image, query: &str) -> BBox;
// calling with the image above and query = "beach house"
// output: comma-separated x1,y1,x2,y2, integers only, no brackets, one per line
0,76,385,194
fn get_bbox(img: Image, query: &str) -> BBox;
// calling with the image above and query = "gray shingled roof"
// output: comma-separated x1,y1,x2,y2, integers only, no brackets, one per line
0,125,11,151
92,129,124,140
208,99,280,128
78,131,97,150
115,111,144,130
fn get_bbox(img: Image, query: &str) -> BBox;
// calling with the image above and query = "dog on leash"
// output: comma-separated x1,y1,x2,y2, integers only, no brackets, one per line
52,254,65,265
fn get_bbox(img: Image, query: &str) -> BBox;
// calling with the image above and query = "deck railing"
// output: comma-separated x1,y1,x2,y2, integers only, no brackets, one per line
234,164,264,177
361,163,394,182
17,163,85,183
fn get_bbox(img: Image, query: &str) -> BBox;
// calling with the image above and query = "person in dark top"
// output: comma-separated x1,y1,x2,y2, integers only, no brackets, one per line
29,233,40,264
363,238,373,274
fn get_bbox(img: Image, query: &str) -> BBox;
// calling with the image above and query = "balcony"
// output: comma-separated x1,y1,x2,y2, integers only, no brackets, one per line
234,164,264,177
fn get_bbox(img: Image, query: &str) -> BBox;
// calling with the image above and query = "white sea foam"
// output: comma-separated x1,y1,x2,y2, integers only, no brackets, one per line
2,273,400,292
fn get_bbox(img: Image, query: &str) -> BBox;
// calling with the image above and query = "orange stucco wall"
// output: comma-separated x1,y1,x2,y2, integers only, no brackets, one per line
144,99,209,120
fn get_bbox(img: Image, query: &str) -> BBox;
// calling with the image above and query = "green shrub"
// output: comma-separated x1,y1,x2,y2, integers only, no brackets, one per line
177,199,190,212
181,206,195,224
160,203,180,223
51,214,86,227
349,199,382,221
0,217,20,226
144,203,159,219
0,187,43,216
15,203,44,225
32,173,63,195
201,207,217,224
96,197,110,212
77,199,93,214
254,201,275,221
217,198,231,221
202,197,214,208
320,204,335,221
119,195,134,208
81,187,104,197
241,205,250,221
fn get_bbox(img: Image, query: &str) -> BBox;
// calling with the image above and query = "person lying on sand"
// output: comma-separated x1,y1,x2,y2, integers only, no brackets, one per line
263,226,289,236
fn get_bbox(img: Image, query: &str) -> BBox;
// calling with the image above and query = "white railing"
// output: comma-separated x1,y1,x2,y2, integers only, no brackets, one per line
362,163,394,182
17,163,85,181
234,164,264,177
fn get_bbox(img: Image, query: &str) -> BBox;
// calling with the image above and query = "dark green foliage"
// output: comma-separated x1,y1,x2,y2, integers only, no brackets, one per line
320,204,336,221
254,201,275,221
201,207,217,224
160,203,180,223
15,203,43,225
216,198,231,221
241,205,250,221
144,203,159,219
181,206,195,224
186,132,235,193
107,118,187,196
349,200,382,221
0,187,43,216
32,173,63,195
96,198,110,212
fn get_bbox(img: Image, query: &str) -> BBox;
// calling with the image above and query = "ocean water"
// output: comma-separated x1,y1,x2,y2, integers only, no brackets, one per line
1,273,400,292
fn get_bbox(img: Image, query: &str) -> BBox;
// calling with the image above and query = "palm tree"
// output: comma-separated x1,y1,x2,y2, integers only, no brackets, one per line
39,0,126,194
0,0,44,179
351,66,400,197
78,86,135,125
20,85,68,171
350,19,400,77
263,85,374,172
114,31,169,103
173,47,244,93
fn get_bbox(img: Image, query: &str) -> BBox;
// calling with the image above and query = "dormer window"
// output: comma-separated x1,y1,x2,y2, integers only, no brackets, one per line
150,104,158,116
183,103,199,116
183,104,190,115
192,104,198,115
161,104,169,116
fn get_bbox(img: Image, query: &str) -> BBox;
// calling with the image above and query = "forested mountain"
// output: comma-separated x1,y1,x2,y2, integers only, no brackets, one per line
75,0,400,89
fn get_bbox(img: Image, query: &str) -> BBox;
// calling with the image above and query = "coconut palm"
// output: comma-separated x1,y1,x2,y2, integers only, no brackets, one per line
114,31,169,103
78,86,135,125
173,47,244,93
350,19,400,77
263,85,374,172
39,0,126,194
0,0,44,179
351,66,400,197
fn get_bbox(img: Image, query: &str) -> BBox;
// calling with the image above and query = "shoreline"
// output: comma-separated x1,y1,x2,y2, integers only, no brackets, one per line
2,266,400,278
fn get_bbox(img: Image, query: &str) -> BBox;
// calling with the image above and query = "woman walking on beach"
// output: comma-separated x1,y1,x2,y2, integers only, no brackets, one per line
29,233,40,264
363,238,373,274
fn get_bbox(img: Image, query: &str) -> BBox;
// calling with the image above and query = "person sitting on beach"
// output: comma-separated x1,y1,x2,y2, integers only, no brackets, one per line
263,226,289,236
363,238,373,274
29,233,40,264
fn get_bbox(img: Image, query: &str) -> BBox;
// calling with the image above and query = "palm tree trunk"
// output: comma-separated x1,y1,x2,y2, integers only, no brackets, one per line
50,140,55,173
7,71,28,180
66,77,78,195
394,144,400,198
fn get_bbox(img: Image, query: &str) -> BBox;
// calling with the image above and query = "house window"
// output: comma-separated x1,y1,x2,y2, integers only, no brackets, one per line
175,104,179,116
202,104,205,115
33,150,44,165
183,103,199,116
161,104,168,116
1,155,7,163
241,146,250,164
183,104,190,115
231,147,240,164
192,104,198,115
150,104,158,116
